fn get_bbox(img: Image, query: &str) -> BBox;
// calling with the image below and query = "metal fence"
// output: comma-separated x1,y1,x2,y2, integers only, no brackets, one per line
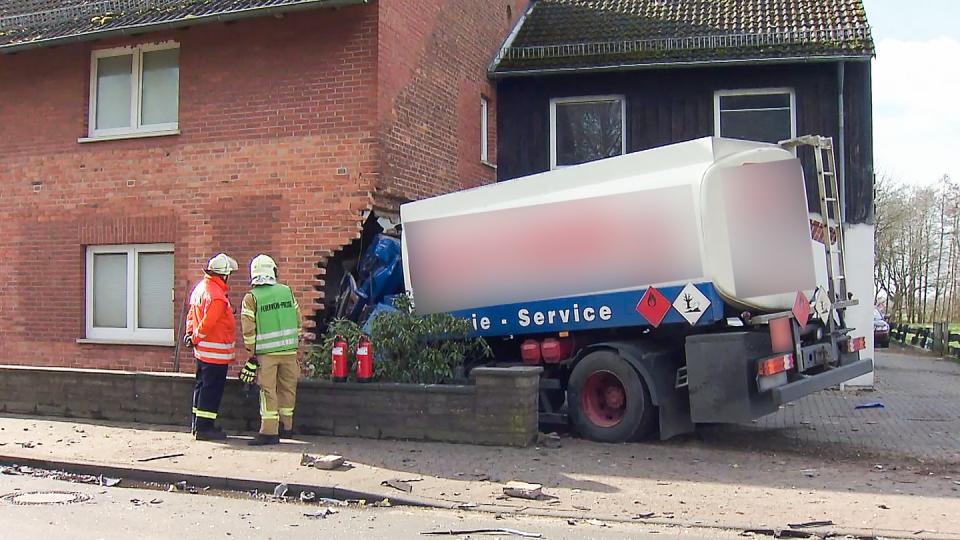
890,322,959,357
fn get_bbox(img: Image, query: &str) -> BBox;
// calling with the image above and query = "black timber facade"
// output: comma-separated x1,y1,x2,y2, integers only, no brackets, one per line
494,60,874,225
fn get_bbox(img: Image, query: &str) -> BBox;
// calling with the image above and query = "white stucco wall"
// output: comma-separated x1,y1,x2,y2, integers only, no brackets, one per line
841,223,876,387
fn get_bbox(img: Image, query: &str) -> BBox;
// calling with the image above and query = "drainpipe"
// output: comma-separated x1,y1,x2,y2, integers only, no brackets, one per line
837,61,846,223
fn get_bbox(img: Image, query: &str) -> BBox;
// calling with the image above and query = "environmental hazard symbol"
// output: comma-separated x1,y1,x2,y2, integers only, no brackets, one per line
672,283,711,325
636,286,670,327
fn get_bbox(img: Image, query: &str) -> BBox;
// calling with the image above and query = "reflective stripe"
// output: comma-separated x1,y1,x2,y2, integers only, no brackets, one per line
198,341,234,350
241,308,256,318
244,362,258,370
255,338,298,353
261,411,280,419
257,328,299,340
279,408,294,416
195,350,236,361
194,409,218,419
243,336,256,345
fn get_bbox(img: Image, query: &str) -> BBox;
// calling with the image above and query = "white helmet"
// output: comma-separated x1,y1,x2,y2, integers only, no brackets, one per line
206,253,239,276
250,254,277,285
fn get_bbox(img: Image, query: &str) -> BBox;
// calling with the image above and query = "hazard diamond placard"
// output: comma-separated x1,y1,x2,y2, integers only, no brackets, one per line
672,283,711,325
636,286,670,327
792,291,811,328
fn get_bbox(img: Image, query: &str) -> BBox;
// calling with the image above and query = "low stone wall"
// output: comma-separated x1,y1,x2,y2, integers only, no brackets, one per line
0,365,542,447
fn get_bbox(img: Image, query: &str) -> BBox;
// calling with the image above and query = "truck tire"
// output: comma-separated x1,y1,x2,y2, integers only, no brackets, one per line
568,350,655,442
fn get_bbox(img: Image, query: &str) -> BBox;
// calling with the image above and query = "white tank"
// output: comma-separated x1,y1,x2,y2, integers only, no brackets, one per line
401,137,819,316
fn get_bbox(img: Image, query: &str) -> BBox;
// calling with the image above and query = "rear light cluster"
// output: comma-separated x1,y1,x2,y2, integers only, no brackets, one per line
846,336,866,353
521,336,575,365
757,353,795,377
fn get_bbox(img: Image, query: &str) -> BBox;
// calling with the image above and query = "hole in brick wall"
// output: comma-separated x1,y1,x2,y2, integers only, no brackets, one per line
313,213,384,336
507,5,512,20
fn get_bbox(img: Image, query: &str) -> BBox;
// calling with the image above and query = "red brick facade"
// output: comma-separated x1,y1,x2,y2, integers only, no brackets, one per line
0,2,525,372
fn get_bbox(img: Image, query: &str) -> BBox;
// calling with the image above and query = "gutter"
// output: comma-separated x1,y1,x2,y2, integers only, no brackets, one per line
489,53,873,78
837,60,847,223
487,1,535,74
0,0,367,54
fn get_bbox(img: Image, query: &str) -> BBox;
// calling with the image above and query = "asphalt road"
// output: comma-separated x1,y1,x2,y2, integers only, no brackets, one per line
0,474,743,540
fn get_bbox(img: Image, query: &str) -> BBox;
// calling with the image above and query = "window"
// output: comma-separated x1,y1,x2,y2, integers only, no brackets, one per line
481,96,490,163
88,43,180,139
714,89,795,144
85,244,174,344
550,95,626,169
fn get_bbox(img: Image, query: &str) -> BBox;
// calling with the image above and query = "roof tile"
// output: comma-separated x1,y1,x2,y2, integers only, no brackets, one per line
494,0,874,74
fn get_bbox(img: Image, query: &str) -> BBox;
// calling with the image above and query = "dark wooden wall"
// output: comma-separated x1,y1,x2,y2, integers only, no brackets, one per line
495,61,874,225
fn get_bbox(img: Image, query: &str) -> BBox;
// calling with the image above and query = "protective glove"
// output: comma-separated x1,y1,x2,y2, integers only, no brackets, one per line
239,357,259,385
182,333,194,349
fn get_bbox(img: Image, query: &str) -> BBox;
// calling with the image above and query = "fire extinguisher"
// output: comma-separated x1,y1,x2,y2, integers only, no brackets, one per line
331,335,348,382
356,335,373,383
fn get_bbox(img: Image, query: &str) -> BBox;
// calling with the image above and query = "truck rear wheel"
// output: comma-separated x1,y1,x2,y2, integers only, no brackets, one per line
568,350,655,442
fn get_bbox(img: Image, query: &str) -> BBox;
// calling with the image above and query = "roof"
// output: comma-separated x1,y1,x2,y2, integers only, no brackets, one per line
0,0,366,53
491,0,875,76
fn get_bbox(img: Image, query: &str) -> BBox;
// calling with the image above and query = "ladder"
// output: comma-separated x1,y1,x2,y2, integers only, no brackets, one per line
779,135,854,334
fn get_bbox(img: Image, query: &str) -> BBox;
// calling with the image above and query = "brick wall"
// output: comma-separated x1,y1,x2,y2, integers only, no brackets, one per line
376,0,528,202
0,2,524,373
0,7,379,373
0,365,543,447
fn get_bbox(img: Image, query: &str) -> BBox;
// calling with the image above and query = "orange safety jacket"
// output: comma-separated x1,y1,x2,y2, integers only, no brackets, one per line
186,275,237,365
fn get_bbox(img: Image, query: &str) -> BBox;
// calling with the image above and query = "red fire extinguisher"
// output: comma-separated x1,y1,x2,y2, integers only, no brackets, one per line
356,335,373,383
331,335,348,382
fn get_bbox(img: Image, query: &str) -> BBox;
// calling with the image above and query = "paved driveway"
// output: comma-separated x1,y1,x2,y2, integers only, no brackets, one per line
697,346,960,465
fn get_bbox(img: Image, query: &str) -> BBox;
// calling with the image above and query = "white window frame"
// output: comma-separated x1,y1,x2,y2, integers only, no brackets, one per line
713,88,796,145
84,243,175,345
480,96,490,164
86,42,180,141
549,95,627,170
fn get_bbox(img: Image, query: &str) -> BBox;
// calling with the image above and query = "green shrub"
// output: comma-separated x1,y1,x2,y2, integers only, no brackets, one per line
305,294,491,384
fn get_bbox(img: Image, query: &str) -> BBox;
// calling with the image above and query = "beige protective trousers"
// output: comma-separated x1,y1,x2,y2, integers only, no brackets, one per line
257,354,299,435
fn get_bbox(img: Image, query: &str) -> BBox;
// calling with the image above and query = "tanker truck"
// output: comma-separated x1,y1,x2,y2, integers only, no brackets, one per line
343,135,873,443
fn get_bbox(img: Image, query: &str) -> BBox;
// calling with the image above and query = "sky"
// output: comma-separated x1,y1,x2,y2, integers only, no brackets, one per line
862,0,960,186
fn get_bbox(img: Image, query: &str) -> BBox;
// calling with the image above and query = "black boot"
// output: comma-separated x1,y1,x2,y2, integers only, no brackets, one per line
279,426,294,439
248,433,280,446
195,427,227,441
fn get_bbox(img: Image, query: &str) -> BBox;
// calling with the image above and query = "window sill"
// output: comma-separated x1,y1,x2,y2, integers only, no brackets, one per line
78,129,180,144
77,338,175,347
481,160,498,170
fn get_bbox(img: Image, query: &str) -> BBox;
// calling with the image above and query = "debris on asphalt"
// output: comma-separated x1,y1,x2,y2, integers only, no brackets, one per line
800,469,818,478
585,519,608,528
855,401,884,409
304,508,338,519
381,479,414,493
421,528,541,538
273,483,289,498
787,520,834,529
98,475,121,487
318,497,349,507
456,503,477,509
306,454,345,470
537,432,562,449
878,504,890,510
300,491,316,503
136,453,185,463
503,481,543,500
373,498,392,507
634,512,656,519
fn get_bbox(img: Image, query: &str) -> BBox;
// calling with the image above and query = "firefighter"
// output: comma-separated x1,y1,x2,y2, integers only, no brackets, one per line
185,253,239,441
239,254,302,446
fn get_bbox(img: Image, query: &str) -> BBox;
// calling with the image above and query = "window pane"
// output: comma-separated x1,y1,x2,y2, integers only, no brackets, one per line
138,252,174,330
555,100,623,167
93,253,128,328
141,48,179,125
720,108,792,144
96,55,133,130
720,93,791,111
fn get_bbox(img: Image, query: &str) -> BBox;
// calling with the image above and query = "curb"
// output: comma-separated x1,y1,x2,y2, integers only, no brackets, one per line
2,454,958,540
0,454,439,509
